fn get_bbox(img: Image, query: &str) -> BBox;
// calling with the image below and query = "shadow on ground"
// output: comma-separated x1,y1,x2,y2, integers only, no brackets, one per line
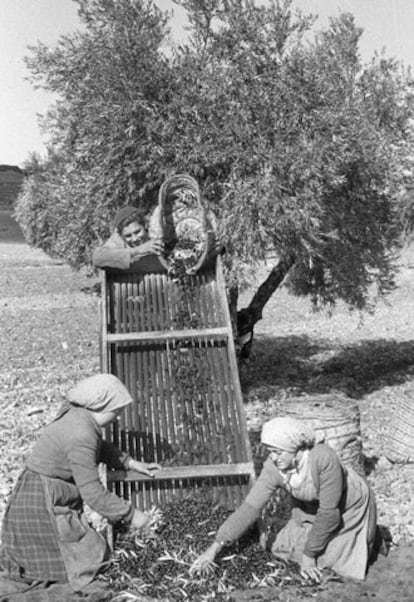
240,335,414,399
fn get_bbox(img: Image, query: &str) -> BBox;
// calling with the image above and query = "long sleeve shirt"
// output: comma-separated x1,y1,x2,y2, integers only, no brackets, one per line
215,444,344,557
92,231,135,270
26,406,133,523
92,230,166,273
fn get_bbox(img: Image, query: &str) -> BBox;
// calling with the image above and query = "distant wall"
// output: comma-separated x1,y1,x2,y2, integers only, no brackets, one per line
0,165,24,210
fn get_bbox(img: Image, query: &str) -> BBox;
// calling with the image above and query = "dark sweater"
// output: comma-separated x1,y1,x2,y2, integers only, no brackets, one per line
26,406,133,523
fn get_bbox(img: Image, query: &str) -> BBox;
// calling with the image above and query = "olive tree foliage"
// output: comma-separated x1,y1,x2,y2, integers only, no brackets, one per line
16,0,172,262
158,0,414,332
15,0,414,341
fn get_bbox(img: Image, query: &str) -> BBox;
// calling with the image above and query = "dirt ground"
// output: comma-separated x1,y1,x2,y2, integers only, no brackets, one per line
228,542,414,602
1,210,414,601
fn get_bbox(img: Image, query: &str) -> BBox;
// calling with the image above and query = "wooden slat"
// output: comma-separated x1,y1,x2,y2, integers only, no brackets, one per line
195,342,213,465
108,462,254,482
100,271,109,372
192,275,227,466
204,341,228,464
104,327,229,343
153,277,169,480
124,280,133,437
200,270,215,326
128,280,140,452
217,259,255,472
202,309,236,463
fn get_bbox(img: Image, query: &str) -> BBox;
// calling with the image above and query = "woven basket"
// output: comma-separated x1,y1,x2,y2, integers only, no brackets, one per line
156,174,216,274
249,393,364,475
386,391,414,463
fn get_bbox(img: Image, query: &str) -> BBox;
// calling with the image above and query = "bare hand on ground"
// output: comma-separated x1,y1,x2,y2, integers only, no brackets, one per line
300,554,323,583
131,508,151,530
190,543,219,576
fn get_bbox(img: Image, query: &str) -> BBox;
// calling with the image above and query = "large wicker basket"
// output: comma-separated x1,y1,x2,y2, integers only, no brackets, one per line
249,393,364,475
386,390,414,463
155,174,217,275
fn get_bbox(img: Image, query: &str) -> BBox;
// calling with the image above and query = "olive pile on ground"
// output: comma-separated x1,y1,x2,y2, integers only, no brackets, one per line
104,497,320,601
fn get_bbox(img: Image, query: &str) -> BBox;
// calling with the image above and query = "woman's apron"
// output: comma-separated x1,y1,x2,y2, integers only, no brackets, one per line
270,456,376,580
2,470,109,590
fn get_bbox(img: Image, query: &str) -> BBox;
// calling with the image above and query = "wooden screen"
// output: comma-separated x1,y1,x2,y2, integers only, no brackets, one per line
100,257,255,510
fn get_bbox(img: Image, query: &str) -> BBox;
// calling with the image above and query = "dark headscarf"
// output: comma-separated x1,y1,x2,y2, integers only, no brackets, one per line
114,206,146,233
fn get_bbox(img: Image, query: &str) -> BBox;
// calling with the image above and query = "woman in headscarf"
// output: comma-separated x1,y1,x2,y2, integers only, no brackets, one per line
92,206,164,271
190,417,377,582
1,373,160,590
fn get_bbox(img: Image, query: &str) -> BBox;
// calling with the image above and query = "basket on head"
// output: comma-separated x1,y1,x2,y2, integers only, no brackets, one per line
156,174,217,275
386,389,414,463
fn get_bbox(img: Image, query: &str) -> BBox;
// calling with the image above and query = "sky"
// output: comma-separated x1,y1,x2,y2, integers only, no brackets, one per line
1,0,414,167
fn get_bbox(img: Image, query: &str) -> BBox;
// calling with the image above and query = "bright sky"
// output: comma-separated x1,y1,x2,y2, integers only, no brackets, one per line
1,0,414,167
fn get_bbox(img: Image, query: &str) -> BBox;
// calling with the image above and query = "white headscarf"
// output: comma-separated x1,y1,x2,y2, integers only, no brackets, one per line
261,416,316,452
67,374,133,413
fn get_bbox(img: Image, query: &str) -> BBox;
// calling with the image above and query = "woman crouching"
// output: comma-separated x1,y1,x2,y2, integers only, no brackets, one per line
191,416,377,582
1,373,160,590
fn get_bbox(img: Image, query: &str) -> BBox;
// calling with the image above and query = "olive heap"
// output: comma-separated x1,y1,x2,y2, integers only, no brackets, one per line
164,237,204,278
105,497,320,601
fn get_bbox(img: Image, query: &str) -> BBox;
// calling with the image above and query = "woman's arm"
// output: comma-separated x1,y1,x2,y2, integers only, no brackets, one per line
99,440,161,477
190,458,283,573
67,431,134,523
215,458,283,544
92,232,132,270
303,445,344,558
99,439,131,469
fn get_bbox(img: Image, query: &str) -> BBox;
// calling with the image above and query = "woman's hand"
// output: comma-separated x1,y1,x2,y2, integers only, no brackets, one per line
128,459,161,478
209,231,225,256
190,542,221,576
130,507,163,544
131,239,164,259
131,508,150,531
300,554,323,583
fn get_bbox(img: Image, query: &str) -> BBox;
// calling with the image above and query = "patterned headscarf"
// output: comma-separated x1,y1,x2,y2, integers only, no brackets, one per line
261,417,316,452
67,374,133,413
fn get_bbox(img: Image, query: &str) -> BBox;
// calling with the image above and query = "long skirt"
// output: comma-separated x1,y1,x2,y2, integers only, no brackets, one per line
268,467,377,581
1,470,109,590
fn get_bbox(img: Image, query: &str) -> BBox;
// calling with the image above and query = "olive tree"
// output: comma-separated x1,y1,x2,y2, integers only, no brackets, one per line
155,1,414,345
15,0,414,351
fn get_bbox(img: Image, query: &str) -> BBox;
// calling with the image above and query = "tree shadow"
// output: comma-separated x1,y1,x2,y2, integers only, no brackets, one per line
240,335,414,399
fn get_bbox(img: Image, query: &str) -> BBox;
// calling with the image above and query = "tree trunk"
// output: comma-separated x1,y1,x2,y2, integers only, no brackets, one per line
236,254,295,358
228,283,239,338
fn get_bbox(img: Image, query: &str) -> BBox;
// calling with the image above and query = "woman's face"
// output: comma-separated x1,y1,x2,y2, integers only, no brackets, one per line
266,445,297,471
93,409,122,427
121,220,147,247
